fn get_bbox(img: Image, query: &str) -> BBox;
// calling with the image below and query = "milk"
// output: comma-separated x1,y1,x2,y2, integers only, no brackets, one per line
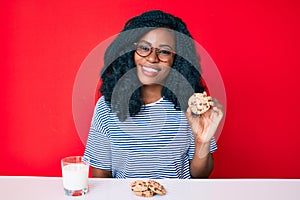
62,163,89,190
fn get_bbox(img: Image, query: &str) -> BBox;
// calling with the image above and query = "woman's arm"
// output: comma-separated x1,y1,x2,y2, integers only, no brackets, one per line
92,167,112,178
189,143,214,178
186,98,223,178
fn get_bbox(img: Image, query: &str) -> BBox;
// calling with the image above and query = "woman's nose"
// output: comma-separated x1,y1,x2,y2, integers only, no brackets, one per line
146,49,160,63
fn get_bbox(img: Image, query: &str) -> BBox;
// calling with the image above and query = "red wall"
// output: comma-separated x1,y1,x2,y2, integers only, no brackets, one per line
1,0,300,178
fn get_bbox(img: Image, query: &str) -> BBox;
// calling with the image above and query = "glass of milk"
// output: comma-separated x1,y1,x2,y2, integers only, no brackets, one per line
61,156,90,196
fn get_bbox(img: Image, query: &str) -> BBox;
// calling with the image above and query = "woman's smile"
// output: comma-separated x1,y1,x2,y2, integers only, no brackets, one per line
141,65,161,77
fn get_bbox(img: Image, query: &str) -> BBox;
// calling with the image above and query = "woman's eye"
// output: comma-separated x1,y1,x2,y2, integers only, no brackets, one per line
159,49,172,55
138,45,150,51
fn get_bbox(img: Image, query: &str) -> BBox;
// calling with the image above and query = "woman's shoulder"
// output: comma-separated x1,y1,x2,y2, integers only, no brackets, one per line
96,95,106,104
94,96,111,114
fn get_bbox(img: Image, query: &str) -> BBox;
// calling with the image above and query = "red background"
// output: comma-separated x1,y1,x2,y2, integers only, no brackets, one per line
1,0,300,178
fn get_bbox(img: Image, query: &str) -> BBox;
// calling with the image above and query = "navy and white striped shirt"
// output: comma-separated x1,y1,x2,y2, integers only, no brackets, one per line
84,96,217,179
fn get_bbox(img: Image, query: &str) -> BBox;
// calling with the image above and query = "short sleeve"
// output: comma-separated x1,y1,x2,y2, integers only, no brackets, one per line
84,97,112,170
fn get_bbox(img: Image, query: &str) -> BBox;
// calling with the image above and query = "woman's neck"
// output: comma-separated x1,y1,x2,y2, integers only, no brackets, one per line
141,84,163,104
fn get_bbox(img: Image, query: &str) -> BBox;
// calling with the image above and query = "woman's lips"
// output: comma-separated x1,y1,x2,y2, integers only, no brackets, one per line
141,65,161,77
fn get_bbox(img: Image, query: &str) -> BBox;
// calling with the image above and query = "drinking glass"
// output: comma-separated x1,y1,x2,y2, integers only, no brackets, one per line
61,156,90,196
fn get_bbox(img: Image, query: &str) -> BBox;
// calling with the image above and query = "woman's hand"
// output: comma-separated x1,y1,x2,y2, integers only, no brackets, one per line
92,167,112,178
186,98,224,145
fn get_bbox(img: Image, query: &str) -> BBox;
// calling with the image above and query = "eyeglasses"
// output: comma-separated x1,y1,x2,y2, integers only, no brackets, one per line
134,41,175,62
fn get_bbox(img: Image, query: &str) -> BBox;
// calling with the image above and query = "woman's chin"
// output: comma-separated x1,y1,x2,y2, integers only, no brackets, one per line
138,77,162,86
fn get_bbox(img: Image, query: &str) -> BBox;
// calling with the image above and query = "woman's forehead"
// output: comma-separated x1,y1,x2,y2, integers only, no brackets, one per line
139,28,175,47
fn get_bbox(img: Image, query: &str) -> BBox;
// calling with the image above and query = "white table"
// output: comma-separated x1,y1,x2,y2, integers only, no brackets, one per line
0,176,299,200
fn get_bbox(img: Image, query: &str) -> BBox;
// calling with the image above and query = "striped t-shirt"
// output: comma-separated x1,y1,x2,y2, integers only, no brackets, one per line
84,96,217,179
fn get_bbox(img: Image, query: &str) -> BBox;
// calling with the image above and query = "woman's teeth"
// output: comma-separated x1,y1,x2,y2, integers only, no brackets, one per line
143,66,159,72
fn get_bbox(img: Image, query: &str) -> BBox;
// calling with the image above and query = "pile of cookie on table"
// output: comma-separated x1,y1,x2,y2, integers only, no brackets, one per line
130,180,166,197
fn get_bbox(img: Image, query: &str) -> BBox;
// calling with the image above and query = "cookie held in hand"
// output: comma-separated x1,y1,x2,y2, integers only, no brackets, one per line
188,92,213,115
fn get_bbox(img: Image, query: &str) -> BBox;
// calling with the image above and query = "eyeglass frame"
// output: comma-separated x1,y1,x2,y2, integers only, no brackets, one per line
134,41,176,62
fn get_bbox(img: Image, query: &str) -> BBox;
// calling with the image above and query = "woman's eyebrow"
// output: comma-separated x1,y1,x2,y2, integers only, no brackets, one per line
159,44,174,49
139,40,174,50
139,40,152,45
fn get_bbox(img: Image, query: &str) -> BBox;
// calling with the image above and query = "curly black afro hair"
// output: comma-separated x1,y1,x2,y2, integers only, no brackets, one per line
100,10,206,121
